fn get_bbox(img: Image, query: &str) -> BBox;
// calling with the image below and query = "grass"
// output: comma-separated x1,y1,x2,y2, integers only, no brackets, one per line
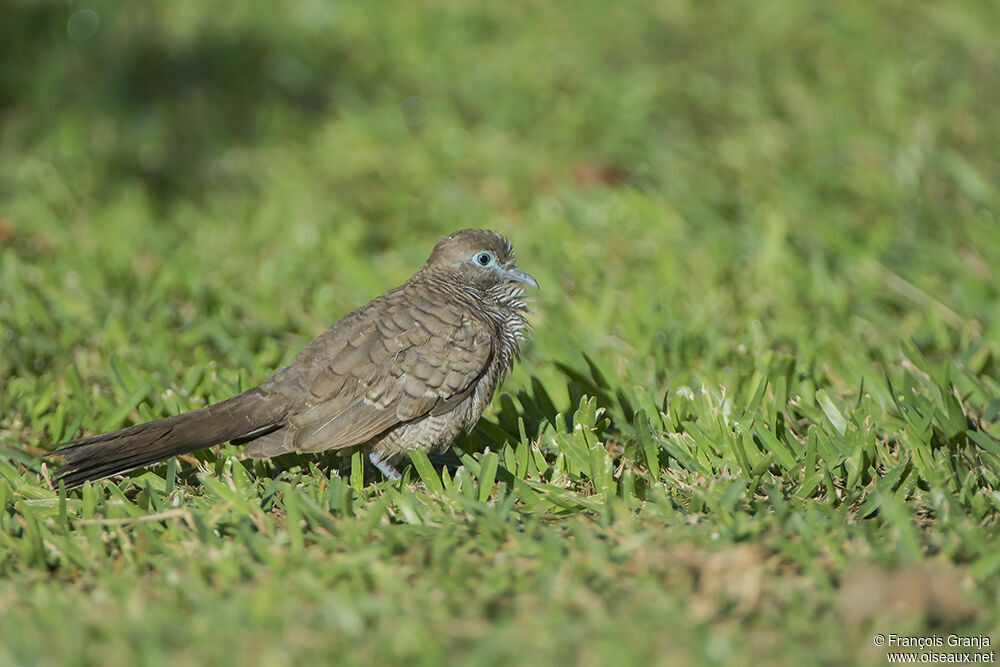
2,1,1000,664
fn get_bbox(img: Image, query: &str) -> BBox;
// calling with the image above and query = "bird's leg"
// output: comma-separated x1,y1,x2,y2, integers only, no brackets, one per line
369,452,402,480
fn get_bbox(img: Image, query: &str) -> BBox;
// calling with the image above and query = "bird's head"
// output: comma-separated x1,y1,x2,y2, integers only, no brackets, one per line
426,229,538,298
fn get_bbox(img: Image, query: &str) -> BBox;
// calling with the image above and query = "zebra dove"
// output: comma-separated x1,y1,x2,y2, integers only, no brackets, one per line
55,229,537,486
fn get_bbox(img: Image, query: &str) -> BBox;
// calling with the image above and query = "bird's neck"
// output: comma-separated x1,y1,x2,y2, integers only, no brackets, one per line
481,283,531,375
409,270,531,373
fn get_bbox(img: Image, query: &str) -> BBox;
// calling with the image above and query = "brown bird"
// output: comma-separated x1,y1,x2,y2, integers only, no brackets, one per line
55,229,537,486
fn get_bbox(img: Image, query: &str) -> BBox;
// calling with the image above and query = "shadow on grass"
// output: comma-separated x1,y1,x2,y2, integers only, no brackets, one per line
2,3,342,202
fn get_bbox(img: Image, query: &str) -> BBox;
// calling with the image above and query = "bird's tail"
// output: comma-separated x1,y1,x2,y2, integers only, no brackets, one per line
55,386,289,487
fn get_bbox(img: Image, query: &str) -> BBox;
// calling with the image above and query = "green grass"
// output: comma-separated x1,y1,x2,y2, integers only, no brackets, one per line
3,1,1000,665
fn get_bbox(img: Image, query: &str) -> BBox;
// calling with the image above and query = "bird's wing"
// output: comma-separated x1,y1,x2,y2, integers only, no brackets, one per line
281,288,494,453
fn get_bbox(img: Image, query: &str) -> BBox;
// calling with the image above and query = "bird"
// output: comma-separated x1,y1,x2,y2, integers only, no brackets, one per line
54,229,537,487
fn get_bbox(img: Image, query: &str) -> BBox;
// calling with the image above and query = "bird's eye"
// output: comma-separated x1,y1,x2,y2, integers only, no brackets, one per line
474,251,493,266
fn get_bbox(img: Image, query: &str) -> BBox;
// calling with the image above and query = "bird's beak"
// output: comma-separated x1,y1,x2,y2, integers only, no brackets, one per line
504,267,539,290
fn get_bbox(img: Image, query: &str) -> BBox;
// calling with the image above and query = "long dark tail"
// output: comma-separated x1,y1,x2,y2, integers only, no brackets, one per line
55,386,290,487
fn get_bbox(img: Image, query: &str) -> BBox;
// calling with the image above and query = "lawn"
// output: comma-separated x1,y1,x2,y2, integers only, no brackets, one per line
2,1,999,665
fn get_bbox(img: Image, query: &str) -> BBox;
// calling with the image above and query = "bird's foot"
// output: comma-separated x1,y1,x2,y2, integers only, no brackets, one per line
369,452,402,480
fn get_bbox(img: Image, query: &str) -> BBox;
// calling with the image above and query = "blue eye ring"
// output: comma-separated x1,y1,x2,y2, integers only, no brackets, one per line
474,251,493,266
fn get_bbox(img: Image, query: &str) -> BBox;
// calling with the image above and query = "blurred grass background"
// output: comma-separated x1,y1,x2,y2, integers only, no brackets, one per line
2,1,999,665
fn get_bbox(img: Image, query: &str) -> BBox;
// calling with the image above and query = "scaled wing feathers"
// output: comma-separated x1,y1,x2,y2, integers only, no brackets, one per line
278,290,493,453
